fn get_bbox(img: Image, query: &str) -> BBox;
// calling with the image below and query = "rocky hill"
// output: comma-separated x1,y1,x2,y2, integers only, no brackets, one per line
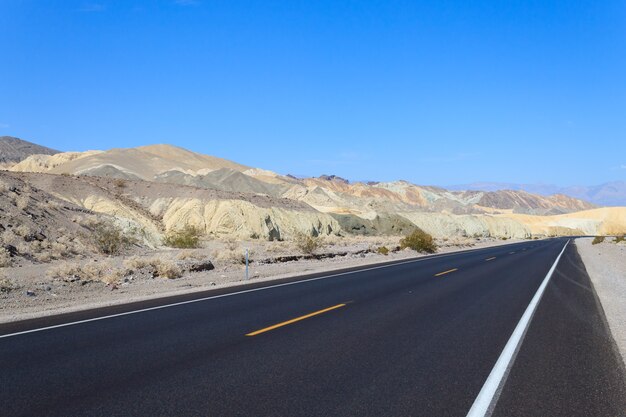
0,136,59,167
5,143,620,240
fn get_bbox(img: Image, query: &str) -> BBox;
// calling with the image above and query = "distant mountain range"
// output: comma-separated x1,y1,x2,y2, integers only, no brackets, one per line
2,136,625,238
447,182,626,207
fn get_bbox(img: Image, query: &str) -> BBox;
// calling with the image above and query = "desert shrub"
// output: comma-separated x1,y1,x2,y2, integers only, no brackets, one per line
377,246,390,256
399,229,437,253
294,232,323,254
0,248,12,267
113,178,126,189
122,256,183,279
15,195,29,211
154,260,182,279
592,236,605,245
164,225,202,249
614,235,625,244
176,250,204,260
0,276,15,293
92,222,136,255
47,260,124,284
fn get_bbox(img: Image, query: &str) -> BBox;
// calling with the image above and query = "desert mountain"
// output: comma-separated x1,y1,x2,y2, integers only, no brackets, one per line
5,143,621,240
449,181,626,206
0,136,59,167
9,145,595,215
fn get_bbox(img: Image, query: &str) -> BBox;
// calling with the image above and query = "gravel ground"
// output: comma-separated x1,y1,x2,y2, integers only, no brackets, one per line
0,237,527,323
575,237,626,363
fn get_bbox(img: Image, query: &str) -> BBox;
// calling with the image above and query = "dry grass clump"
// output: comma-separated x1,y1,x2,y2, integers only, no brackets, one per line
614,235,625,244
592,236,605,245
47,260,124,284
0,276,16,293
176,250,204,260
294,232,324,254
211,247,249,265
123,256,182,279
163,225,202,249
0,248,12,267
400,229,437,253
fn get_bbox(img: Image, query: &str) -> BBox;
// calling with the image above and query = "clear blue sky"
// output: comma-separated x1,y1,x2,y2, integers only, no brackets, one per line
1,1,625,186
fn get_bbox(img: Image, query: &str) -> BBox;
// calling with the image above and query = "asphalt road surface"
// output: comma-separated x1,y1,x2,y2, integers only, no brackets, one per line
1,238,624,416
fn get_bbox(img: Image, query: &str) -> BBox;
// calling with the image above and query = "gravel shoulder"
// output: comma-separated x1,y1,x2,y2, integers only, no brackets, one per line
0,237,526,324
575,237,626,363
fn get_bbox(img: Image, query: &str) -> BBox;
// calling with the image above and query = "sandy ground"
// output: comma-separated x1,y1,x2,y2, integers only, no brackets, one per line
0,237,527,323
575,237,626,363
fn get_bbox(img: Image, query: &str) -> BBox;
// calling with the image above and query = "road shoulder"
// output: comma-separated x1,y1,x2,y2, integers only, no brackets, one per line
575,237,626,364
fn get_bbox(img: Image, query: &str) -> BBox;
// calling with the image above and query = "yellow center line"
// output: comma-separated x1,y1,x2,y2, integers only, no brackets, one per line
435,268,458,277
246,303,347,336
485,257,497,261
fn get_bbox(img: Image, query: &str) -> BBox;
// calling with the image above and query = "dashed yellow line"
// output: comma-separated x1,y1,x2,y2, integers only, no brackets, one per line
246,303,346,336
435,268,458,277
485,257,497,261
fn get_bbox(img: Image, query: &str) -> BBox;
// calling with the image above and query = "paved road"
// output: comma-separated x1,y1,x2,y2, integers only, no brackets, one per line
1,239,624,416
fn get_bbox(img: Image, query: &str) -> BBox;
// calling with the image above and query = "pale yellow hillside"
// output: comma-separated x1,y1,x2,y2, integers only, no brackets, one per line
14,144,250,180
501,207,626,236
10,151,103,173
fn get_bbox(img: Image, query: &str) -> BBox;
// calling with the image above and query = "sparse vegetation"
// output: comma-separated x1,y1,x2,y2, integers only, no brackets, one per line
0,276,15,293
47,260,124,284
123,256,182,279
399,229,437,253
614,235,625,244
294,232,323,254
114,178,127,189
592,236,605,245
377,246,390,255
91,222,136,255
164,225,202,249
0,248,12,267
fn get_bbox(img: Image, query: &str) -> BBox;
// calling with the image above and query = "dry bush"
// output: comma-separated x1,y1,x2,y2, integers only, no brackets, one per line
592,236,605,245
15,194,29,211
123,256,182,279
176,250,204,260
0,248,12,267
114,179,127,189
614,235,625,244
0,276,16,293
47,260,124,284
38,199,62,211
400,229,437,253
212,248,247,265
47,261,82,279
154,260,182,279
163,225,202,249
377,246,390,256
13,224,32,237
91,222,136,255
293,232,323,254
224,238,239,251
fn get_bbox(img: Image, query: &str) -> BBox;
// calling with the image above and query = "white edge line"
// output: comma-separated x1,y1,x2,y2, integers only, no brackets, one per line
465,239,570,417
0,240,549,340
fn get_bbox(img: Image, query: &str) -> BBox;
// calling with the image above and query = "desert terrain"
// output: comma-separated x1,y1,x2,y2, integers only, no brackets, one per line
1,136,625,321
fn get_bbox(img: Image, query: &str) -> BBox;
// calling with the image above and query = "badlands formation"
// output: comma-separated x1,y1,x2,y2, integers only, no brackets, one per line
4,140,624,241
